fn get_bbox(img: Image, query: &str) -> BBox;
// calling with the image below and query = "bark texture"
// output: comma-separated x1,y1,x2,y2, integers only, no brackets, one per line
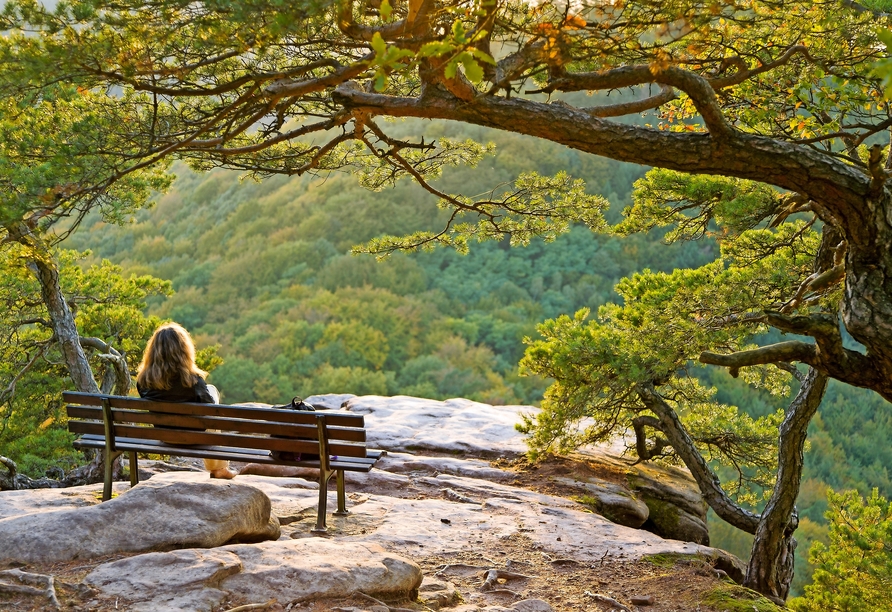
745,368,828,601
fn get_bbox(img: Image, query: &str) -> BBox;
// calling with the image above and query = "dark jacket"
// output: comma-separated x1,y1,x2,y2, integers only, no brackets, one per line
137,376,215,403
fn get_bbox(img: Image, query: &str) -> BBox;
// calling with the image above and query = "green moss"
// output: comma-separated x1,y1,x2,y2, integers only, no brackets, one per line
643,497,681,531
576,494,624,522
643,552,700,568
701,585,783,612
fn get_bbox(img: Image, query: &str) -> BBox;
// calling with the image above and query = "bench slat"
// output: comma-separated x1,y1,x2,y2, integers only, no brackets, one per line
72,436,377,472
68,422,368,457
63,392,362,428
65,405,367,442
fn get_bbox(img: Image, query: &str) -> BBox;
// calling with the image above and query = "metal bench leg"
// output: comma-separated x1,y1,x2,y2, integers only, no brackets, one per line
103,451,122,501
334,469,348,516
129,451,139,486
101,398,118,502
311,469,334,534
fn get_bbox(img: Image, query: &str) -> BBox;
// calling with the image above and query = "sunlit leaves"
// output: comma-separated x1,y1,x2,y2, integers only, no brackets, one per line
357,170,608,255
618,170,781,241
369,32,415,91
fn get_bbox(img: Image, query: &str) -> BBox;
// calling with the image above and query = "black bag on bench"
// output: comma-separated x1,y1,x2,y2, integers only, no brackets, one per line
271,397,319,461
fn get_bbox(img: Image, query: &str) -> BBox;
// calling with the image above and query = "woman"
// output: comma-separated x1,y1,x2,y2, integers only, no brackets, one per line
136,322,237,479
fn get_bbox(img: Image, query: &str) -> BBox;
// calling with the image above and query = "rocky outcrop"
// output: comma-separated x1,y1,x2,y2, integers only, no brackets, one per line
0,479,280,565
311,394,711,545
0,394,739,610
550,449,710,545
85,540,423,612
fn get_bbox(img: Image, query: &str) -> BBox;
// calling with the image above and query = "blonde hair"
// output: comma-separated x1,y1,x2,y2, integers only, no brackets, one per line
137,322,207,390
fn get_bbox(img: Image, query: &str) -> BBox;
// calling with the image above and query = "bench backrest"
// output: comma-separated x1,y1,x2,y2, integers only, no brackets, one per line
63,391,367,458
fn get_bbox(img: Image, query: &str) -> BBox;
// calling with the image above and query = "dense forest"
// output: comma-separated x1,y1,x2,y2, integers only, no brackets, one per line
56,120,891,596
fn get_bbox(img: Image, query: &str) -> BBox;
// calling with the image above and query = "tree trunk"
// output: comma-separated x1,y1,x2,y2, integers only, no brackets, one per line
839,188,892,398
26,253,99,395
744,367,828,601
637,372,829,601
5,223,99,394
6,226,121,486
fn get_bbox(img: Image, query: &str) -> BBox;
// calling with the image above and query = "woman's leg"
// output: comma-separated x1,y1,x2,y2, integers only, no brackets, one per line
205,458,237,478
203,387,236,478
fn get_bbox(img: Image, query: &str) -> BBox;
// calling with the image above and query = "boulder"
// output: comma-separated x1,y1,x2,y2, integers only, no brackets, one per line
0,480,279,565
626,469,709,545
561,449,710,545
419,575,461,609
85,540,422,612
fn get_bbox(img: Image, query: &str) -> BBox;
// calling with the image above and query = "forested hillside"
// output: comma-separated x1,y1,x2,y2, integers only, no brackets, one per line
70,120,705,405
67,119,892,596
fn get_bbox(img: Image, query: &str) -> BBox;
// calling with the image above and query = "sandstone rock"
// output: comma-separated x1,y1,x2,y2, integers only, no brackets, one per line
0,480,279,565
709,549,747,583
221,540,422,603
419,575,461,608
553,476,649,528
340,395,538,456
85,539,422,612
567,448,710,545
84,548,240,612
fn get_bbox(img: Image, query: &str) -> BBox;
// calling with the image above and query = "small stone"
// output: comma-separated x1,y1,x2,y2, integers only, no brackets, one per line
511,599,554,612
630,595,655,606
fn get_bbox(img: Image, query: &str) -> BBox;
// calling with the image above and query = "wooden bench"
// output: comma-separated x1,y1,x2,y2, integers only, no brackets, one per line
63,391,384,533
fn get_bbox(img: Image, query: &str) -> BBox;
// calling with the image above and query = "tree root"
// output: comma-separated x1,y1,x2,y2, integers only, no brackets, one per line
434,563,487,576
539,552,581,565
0,568,61,610
479,569,534,592
355,591,418,612
221,601,276,612
584,590,632,611
442,488,477,503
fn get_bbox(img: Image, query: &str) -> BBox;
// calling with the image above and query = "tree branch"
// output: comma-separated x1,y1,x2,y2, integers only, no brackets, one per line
548,66,733,137
635,382,760,534
331,82,871,215
583,85,677,118
700,342,817,376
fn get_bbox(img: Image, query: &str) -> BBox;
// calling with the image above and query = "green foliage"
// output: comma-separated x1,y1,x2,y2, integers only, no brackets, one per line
0,246,171,477
360,170,609,255
0,84,171,233
701,585,783,612
790,489,892,612
618,170,781,241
